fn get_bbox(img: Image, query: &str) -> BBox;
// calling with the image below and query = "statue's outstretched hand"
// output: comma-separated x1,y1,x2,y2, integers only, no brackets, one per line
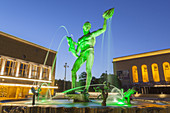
103,8,114,19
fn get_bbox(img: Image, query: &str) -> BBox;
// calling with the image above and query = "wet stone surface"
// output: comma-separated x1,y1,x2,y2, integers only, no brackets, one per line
0,99,170,113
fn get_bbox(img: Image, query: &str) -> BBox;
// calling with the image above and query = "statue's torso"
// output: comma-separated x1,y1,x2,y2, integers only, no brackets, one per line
77,33,96,52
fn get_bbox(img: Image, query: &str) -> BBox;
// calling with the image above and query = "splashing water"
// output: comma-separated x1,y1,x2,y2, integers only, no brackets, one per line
41,25,70,87
107,17,112,73
51,84,105,99
100,17,113,73
31,83,131,107
57,35,67,52
50,26,70,79
43,25,70,66
107,85,123,102
51,35,67,76
100,32,105,62
51,84,124,103
40,82,52,99
33,25,70,101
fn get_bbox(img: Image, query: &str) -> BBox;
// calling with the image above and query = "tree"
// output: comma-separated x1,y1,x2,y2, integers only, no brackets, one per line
113,75,122,89
89,76,100,92
77,72,87,90
55,79,72,92
99,73,107,83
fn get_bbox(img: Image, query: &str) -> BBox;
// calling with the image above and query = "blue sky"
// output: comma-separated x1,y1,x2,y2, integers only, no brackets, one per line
0,0,170,81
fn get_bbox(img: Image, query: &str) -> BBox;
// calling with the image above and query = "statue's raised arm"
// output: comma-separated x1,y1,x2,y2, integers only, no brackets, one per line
92,8,114,37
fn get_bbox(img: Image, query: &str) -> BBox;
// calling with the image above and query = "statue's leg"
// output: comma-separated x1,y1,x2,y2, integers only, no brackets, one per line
85,50,94,91
127,97,130,104
71,55,85,88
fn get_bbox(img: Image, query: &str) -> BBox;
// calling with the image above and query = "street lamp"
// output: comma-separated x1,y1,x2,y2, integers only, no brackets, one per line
64,63,69,91
106,70,107,82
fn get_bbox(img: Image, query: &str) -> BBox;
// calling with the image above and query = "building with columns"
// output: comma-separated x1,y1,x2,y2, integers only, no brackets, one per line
113,49,170,94
0,31,58,100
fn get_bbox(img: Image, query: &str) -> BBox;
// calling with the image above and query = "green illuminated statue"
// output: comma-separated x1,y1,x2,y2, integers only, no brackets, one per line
122,88,136,104
67,8,114,93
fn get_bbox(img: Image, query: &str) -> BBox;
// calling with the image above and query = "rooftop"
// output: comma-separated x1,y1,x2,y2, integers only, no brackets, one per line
113,48,170,62
0,31,57,54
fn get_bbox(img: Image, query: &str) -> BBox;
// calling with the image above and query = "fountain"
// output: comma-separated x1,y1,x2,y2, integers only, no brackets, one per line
1,8,170,113
30,7,115,104
65,8,115,102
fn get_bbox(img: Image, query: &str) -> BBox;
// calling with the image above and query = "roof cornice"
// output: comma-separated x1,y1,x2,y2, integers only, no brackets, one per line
113,49,170,62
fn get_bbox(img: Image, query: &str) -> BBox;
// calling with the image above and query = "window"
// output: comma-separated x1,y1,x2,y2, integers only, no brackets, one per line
151,63,160,82
163,62,170,82
31,65,40,79
42,67,49,80
19,63,30,77
4,60,17,76
117,71,123,80
141,64,149,82
117,70,129,80
132,66,138,83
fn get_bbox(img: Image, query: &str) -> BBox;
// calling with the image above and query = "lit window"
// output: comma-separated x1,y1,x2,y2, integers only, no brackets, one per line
151,63,160,82
19,63,30,77
42,67,49,80
132,66,138,83
31,65,40,79
4,60,17,76
141,65,149,82
163,62,170,82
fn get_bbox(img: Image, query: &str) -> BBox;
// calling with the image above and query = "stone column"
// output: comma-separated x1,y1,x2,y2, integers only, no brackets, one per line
1,58,6,75
15,62,20,77
39,66,43,79
15,87,21,99
49,67,52,81
28,64,32,78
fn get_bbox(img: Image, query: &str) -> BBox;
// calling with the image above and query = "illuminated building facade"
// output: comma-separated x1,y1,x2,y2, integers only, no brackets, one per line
0,31,57,100
113,49,170,94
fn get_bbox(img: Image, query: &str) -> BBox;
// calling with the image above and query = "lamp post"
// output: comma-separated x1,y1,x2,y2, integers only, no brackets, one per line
64,63,69,91
105,70,108,83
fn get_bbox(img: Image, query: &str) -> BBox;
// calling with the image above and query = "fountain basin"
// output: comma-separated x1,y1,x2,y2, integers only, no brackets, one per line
1,99,170,113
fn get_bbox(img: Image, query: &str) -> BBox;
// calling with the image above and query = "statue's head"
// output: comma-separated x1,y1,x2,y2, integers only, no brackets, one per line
83,22,91,32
